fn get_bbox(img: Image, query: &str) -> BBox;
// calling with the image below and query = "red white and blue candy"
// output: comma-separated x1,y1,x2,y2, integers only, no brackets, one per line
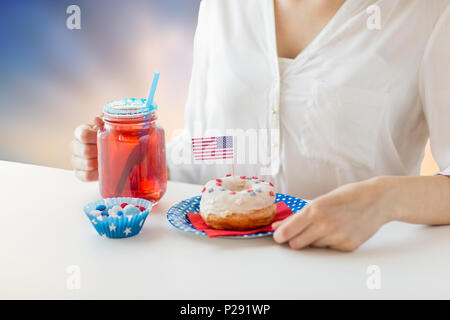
90,203,146,219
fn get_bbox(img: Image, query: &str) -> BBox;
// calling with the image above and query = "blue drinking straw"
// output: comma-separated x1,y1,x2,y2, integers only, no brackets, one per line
115,71,161,195
146,71,160,109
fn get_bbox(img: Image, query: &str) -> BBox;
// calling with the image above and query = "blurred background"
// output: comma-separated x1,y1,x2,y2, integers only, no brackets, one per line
0,0,197,169
0,0,439,175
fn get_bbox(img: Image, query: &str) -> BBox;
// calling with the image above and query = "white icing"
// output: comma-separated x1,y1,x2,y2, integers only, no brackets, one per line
199,176,275,218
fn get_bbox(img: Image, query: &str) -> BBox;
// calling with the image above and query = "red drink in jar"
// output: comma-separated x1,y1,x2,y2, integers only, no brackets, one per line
98,98,167,203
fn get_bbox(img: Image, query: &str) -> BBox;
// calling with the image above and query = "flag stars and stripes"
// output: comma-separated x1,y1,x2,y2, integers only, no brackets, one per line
192,136,234,160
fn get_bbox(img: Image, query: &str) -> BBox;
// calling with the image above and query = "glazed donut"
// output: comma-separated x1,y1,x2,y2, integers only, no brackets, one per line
199,175,277,230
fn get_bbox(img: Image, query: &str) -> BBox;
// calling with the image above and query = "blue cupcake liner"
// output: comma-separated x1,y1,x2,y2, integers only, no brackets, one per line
83,197,152,238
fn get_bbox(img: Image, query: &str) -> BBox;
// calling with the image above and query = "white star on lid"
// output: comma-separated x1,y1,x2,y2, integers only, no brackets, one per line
124,227,132,236
109,223,116,232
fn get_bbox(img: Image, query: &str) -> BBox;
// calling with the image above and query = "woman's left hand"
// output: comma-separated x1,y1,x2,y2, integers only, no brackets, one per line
272,177,395,251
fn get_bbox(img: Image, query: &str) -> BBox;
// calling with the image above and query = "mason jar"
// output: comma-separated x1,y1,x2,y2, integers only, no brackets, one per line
98,98,167,203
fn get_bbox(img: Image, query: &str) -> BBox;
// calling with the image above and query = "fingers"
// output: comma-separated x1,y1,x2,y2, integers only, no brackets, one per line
271,221,283,230
273,209,311,243
74,124,97,144
72,154,98,182
311,236,360,252
310,237,331,248
72,117,102,182
310,233,344,248
287,225,325,250
74,169,99,182
71,139,97,158
72,155,98,171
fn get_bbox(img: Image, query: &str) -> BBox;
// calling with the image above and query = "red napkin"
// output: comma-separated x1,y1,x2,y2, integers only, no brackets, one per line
187,202,292,238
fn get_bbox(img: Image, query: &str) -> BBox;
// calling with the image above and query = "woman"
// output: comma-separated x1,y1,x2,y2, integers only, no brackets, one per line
71,0,450,251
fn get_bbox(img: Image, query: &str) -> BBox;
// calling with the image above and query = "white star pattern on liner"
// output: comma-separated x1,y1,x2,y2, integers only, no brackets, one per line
124,228,132,236
139,220,143,226
91,219,97,225
109,223,116,232
126,215,132,221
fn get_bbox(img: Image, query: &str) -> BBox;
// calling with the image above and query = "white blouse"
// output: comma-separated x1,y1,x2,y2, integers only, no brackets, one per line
167,0,450,199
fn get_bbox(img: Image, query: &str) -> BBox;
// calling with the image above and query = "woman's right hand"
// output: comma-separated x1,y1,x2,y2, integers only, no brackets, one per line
71,116,104,181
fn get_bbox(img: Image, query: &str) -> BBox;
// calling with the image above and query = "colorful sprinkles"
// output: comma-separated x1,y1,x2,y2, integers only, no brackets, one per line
201,176,276,199
95,204,106,211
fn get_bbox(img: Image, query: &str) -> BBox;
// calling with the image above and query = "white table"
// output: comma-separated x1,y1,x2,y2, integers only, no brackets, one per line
1,160,450,299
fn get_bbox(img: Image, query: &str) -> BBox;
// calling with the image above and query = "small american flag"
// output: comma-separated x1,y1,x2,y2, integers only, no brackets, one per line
192,136,234,160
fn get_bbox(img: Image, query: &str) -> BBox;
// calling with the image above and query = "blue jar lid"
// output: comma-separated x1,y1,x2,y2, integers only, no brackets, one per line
103,98,157,118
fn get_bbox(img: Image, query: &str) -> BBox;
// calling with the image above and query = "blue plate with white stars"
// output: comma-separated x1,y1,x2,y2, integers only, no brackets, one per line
166,193,308,238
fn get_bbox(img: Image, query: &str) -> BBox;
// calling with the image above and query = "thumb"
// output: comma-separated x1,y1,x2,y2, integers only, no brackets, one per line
93,115,104,130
